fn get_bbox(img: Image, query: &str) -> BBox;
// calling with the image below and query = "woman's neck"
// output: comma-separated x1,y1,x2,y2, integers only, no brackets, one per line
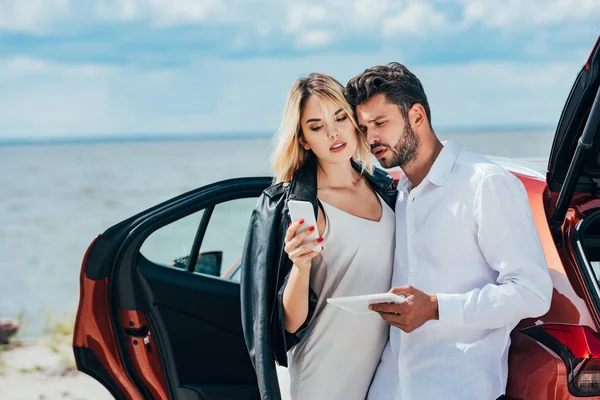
316,160,360,190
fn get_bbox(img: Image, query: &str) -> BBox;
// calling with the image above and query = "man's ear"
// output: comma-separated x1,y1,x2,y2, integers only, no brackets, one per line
409,103,428,128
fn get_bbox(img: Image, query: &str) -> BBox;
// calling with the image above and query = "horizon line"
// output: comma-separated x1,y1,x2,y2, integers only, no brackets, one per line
0,124,556,146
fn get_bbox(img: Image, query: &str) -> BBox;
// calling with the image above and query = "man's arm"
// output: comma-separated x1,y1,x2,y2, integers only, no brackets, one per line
436,172,553,329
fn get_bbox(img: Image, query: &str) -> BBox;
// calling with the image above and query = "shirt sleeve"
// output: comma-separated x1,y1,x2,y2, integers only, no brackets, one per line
436,172,553,329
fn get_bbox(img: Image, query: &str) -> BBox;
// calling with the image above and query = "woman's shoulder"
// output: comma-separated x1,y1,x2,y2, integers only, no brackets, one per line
365,165,395,189
261,180,291,200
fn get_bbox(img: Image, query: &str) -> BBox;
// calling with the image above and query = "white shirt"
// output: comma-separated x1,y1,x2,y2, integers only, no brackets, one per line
367,141,553,400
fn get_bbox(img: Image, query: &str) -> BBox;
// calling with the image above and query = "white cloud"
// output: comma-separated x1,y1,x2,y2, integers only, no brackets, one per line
281,0,449,47
461,0,600,29
0,0,596,139
0,57,50,78
141,0,223,25
353,0,390,22
2,0,599,40
382,1,447,37
0,57,114,79
0,0,69,33
285,3,327,34
0,0,229,32
415,60,579,128
92,0,223,25
296,30,335,49
0,52,584,138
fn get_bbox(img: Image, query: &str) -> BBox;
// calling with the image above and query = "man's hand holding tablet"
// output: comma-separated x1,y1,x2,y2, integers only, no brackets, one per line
327,292,406,314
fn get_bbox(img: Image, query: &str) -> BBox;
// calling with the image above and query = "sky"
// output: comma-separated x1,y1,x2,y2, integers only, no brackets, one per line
0,0,599,139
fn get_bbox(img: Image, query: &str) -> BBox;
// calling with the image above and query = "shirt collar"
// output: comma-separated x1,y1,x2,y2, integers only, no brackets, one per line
397,141,460,192
426,141,460,186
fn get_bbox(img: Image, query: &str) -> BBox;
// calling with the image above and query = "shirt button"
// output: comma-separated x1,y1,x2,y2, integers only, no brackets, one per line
401,373,409,379
409,231,415,237
410,268,415,274
401,337,407,343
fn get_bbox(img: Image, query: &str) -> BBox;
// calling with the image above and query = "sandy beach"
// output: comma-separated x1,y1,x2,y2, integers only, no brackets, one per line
0,331,292,400
0,336,112,400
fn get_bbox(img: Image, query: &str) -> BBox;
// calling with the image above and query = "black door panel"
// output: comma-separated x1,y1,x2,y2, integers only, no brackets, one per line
156,305,257,388
139,258,245,334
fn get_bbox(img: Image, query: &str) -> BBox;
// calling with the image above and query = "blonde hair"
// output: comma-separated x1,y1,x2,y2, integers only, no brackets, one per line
271,73,373,183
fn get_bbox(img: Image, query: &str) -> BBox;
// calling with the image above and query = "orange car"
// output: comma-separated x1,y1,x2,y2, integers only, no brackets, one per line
73,36,600,399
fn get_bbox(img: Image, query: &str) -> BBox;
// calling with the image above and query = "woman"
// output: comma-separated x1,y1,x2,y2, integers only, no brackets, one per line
240,73,397,400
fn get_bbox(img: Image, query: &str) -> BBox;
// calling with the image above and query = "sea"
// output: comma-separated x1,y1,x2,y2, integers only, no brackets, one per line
0,130,555,339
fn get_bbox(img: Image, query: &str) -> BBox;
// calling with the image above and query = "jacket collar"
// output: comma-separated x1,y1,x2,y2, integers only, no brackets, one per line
288,155,395,206
287,155,318,204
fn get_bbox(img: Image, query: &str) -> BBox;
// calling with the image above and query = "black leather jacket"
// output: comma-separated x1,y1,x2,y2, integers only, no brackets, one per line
240,156,397,399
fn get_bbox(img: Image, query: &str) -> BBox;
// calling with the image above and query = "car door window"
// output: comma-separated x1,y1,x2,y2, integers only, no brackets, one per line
139,197,257,281
140,211,205,268
198,197,258,280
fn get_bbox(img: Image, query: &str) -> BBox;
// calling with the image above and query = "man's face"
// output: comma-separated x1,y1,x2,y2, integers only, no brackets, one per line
356,93,419,169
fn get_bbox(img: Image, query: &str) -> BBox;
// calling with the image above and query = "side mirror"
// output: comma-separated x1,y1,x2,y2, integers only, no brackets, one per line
193,251,223,276
171,251,223,277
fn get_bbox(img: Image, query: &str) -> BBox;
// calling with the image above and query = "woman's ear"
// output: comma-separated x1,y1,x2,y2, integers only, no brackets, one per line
298,134,311,151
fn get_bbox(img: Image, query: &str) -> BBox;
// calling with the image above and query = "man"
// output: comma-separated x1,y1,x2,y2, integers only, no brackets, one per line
345,63,553,400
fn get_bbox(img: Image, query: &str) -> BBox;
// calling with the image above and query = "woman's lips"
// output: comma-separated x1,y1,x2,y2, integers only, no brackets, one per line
330,142,347,153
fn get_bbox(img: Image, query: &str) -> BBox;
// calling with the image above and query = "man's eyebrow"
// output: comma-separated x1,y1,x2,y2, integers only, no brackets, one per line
368,115,386,123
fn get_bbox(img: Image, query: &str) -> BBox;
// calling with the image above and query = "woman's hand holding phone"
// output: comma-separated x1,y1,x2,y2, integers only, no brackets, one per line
284,219,324,270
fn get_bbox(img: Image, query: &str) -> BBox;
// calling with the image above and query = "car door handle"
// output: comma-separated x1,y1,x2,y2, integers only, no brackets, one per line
124,324,149,338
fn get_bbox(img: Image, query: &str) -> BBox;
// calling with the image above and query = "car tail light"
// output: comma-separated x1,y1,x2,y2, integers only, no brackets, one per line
522,323,600,396
575,358,600,392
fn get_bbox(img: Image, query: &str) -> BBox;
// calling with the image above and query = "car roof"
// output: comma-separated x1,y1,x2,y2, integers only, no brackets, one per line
486,156,547,181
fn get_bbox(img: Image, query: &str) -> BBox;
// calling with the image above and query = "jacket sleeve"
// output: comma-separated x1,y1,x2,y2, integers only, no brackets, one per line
273,268,318,358
240,192,283,399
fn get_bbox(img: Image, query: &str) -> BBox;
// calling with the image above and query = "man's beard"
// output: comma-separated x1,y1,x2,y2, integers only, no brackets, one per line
377,121,420,169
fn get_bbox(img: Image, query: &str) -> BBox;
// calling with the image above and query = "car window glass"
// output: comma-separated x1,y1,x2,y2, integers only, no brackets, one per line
199,197,257,279
139,197,257,280
140,211,205,268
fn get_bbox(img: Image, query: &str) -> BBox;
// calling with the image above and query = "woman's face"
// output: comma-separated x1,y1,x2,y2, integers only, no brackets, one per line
299,95,358,165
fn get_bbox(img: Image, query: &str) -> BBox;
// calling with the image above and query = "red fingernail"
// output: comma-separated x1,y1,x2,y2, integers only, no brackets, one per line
321,245,324,250
309,226,315,232
317,237,323,242
299,219,305,224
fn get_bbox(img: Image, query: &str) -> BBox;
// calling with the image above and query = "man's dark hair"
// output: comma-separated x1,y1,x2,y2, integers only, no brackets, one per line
346,62,432,124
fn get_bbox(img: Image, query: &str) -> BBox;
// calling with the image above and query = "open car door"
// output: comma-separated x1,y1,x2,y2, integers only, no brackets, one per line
547,34,600,237
73,176,271,399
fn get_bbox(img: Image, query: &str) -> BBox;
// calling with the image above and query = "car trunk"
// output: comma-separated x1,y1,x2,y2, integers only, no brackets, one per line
547,34,600,274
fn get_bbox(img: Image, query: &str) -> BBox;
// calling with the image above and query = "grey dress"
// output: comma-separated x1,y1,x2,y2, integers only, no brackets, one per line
284,194,396,400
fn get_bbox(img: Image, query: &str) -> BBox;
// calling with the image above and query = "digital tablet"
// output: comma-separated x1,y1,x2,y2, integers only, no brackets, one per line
327,293,405,314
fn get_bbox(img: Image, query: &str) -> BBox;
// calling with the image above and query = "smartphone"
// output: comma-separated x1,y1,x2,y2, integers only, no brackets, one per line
287,200,322,252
